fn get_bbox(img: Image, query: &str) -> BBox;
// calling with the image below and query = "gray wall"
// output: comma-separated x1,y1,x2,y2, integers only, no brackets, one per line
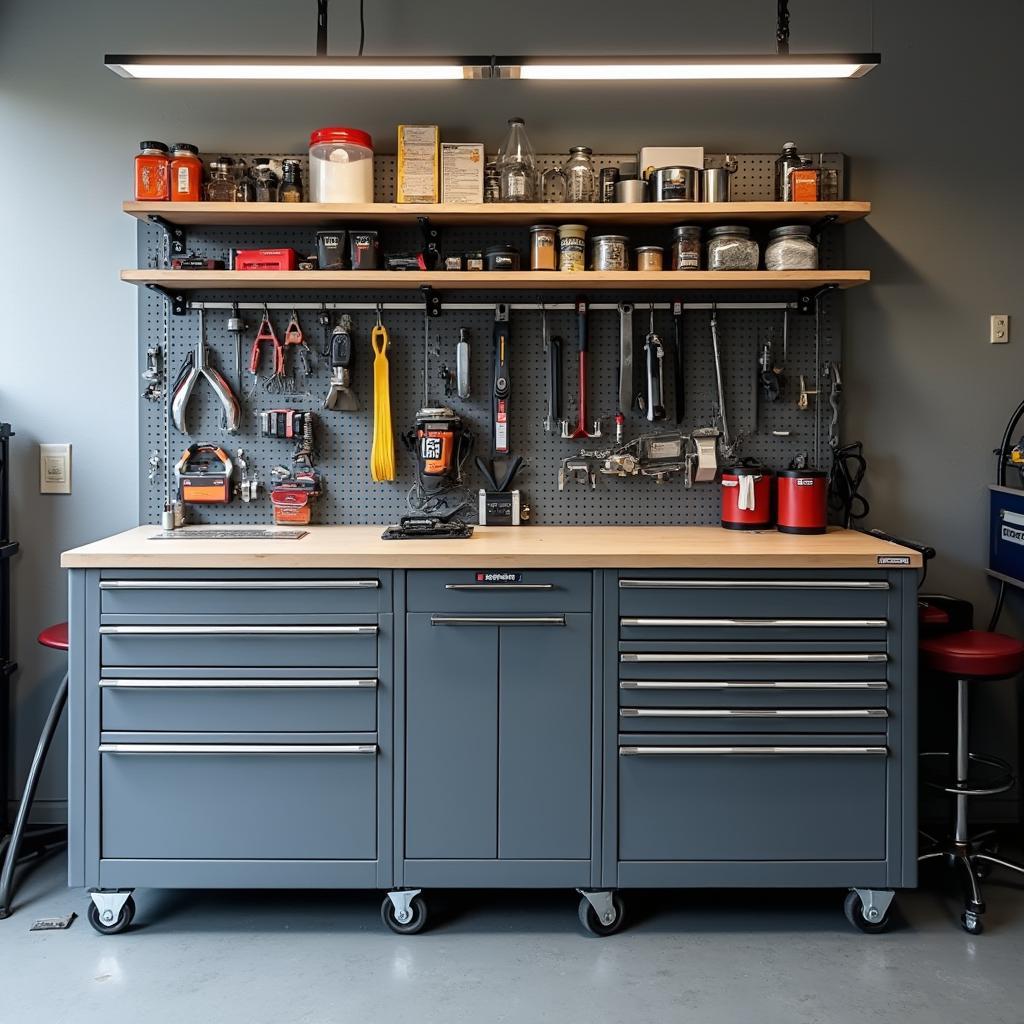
1,0,1021,818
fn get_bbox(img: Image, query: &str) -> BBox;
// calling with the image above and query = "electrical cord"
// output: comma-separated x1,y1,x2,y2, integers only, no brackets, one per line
358,0,365,57
827,441,869,529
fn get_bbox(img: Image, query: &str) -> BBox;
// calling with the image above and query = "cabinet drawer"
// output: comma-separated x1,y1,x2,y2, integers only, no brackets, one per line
619,679,889,710
100,575,384,617
619,707,888,733
620,617,888,644
100,677,377,732
100,743,378,860
618,736,887,861
406,570,591,613
618,574,889,619
100,623,378,668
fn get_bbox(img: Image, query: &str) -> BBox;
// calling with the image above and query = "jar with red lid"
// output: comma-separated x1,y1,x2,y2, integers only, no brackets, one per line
309,127,374,203
135,141,170,201
170,143,203,202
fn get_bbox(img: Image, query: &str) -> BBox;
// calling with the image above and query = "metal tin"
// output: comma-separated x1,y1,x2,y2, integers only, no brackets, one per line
529,224,558,270
485,243,520,271
635,245,664,272
444,254,464,271
591,234,629,271
650,165,701,203
599,166,620,203
558,224,588,272
703,167,732,203
465,251,484,271
614,178,647,203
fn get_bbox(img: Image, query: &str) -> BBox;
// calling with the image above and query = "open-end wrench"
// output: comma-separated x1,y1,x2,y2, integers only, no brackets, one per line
616,302,633,442
644,306,666,423
709,307,733,456
542,307,562,433
671,300,684,424
562,297,601,439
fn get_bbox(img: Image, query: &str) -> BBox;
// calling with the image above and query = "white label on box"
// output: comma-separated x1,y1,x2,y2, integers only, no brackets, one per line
441,143,484,204
1001,524,1024,547
398,125,439,203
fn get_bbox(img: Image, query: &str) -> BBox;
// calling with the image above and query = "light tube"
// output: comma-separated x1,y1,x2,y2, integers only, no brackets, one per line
516,61,874,80
105,56,481,81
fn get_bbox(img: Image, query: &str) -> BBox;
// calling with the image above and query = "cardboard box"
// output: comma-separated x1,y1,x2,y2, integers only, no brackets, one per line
638,146,705,180
441,142,484,204
397,124,440,203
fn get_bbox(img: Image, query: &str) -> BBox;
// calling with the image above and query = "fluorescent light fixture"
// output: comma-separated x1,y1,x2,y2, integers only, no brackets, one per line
104,55,486,81
508,54,879,80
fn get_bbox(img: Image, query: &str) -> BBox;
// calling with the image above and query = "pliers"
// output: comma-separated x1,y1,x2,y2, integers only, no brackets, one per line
249,305,285,389
172,309,241,434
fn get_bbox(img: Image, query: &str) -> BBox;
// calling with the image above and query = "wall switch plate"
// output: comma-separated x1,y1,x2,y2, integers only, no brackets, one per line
991,314,1010,344
39,443,72,494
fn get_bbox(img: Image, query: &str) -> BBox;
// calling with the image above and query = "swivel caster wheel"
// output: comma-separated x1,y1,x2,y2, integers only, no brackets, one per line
87,895,135,935
577,892,626,937
973,842,998,880
844,889,894,934
961,910,984,935
381,891,428,935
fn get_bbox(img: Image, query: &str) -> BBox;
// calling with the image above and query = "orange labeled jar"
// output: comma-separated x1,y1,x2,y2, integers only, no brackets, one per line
170,143,203,202
135,141,170,201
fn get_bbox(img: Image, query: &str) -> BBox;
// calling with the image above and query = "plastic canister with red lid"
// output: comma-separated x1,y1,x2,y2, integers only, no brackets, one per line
776,469,828,534
720,465,774,530
309,127,374,203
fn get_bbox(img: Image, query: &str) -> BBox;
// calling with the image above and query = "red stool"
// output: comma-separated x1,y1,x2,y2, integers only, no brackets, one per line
0,623,69,918
918,628,1024,934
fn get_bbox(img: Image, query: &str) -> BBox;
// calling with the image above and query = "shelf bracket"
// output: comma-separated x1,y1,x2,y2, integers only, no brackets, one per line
812,213,838,246
796,284,838,316
420,284,442,319
418,216,442,270
147,215,187,264
145,283,189,316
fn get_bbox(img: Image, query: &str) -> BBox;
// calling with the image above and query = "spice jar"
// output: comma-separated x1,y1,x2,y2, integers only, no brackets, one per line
636,246,664,272
764,225,818,270
558,224,588,272
169,144,202,202
135,141,170,201
591,234,629,271
707,225,759,271
670,225,702,271
204,157,238,202
279,159,304,203
529,225,557,270
235,158,256,202
252,159,279,203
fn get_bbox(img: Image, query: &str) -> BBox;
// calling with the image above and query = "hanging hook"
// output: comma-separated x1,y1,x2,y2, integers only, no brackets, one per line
375,302,384,327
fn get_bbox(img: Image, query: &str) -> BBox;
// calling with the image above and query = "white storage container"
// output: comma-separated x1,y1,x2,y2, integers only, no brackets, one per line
309,126,374,204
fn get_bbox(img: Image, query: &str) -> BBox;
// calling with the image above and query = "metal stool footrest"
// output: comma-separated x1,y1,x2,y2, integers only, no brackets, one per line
920,751,1015,797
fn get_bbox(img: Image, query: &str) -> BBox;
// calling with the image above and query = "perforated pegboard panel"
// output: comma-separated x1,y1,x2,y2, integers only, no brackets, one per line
139,153,845,527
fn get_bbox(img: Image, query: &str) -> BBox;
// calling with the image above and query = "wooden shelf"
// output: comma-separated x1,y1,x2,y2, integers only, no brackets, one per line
122,269,870,292
123,200,871,228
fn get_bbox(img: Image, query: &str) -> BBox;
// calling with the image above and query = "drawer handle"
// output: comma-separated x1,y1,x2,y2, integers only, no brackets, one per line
99,678,377,690
444,584,555,591
430,616,566,626
620,707,888,718
99,625,378,636
99,579,379,590
98,743,378,755
619,680,888,691
619,579,889,591
620,652,887,663
620,617,887,628
619,745,888,756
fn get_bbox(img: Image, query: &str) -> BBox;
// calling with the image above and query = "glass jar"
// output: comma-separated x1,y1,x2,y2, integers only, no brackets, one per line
636,246,664,271
279,159,304,203
707,225,759,271
134,141,170,201
764,225,818,270
670,225,702,270
542,146,597,203
169,143,202,202
252,159,279,203
309,126,374,203
235,158,256,202
204,157,239,202
529,224,557,270
497,118,537,202
591,234,629,271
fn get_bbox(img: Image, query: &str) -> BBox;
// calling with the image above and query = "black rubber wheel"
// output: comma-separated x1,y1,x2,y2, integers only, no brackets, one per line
87,895,135,935
380,894,428,935
961,910,984,935
843,890,892,934
577,893,626,937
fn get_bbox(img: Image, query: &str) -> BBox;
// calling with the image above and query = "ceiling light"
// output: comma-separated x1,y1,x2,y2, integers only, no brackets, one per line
104,56,482,81
508,56,878,81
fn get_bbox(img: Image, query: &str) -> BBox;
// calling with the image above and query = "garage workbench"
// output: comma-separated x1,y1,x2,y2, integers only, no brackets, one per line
61,525,921,935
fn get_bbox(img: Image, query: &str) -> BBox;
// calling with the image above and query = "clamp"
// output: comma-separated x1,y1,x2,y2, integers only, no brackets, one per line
249,306,285,386
171,309,240,435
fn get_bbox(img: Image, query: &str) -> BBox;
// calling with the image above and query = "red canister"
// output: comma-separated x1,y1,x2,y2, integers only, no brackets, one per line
776,469,828,534
720,465,774,530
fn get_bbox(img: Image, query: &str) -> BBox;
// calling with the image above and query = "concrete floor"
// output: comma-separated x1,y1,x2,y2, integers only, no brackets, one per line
1,854,1023,1024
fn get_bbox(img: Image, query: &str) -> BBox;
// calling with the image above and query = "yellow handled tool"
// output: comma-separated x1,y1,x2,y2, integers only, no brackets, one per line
370,316,396,482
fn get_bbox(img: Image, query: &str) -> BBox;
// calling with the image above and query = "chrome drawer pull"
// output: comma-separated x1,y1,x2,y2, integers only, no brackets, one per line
619,680,888,691
98,743,378,755
99,678,377,690
444,584,554,591
100,625,378,636
100,579,379,590
620,617,887,628
620,707,888,718
430,616,565,626
619,745,888,756
619,579,889,591
620,652,887,663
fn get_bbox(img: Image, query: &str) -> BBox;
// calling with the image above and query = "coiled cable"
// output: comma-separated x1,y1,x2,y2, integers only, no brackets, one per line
828,441,869,528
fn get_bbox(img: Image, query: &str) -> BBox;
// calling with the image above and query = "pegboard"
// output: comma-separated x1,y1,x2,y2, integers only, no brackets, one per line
138,153,845,527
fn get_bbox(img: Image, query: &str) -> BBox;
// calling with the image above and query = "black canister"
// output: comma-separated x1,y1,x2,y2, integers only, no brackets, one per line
599,167,619,203
349,230,381,270
485,243,521,271
316,229,348,270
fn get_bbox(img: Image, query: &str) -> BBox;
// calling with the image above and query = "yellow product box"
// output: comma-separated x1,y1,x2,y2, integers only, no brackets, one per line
441,143,484,203
397,124,440,203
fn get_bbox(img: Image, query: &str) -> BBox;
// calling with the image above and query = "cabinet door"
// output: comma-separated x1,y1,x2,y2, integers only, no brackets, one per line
498,614,592,860
405,613,498,859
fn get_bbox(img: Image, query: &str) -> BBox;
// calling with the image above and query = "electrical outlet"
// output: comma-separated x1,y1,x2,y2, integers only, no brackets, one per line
39,443,72,494
991,314,1010,344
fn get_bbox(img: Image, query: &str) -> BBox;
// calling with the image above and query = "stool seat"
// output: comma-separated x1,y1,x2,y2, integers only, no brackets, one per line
37,622,68,652
918,602,951,628
920,629,1024,679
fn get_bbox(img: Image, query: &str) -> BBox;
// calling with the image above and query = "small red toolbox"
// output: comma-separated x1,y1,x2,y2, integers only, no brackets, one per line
776,469,828,534
235,248,298,271
720,464,774,530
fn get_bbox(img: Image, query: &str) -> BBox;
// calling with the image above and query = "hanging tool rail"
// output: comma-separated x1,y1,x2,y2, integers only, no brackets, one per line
186,301,797,312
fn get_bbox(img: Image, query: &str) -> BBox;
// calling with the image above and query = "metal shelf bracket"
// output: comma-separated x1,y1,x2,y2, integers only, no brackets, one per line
145,283,188,316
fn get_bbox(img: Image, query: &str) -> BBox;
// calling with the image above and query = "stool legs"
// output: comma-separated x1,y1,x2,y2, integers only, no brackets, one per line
0,673,69,918
955,680,970,844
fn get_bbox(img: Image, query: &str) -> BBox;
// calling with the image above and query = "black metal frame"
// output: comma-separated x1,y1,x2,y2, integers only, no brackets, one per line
0,424,18,839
